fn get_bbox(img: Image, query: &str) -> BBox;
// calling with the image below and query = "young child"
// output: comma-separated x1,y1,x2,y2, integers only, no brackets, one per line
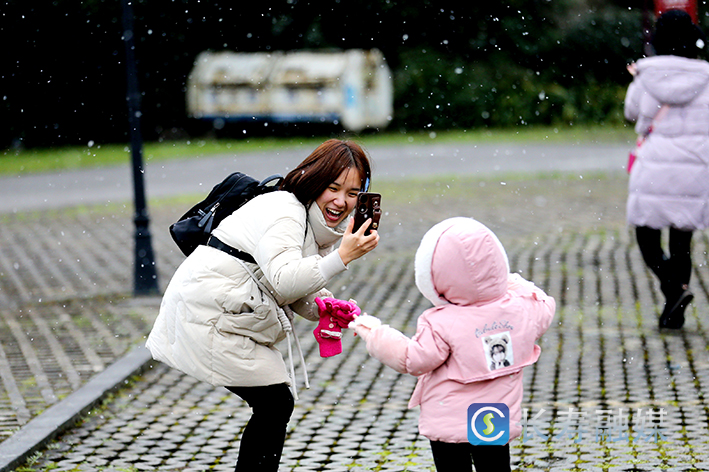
350,217,555,472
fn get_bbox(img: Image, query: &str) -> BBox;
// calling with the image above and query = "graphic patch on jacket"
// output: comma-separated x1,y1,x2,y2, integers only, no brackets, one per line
483,331,514,371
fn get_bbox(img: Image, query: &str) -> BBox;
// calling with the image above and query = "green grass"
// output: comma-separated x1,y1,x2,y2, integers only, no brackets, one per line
0,124,635,177
0,136,323,175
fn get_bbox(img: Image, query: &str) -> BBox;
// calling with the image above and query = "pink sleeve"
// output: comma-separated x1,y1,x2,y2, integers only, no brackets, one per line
508,274,556,338
523,281,555,338
535,294,556,338
404,319,450,376
365,326,410,374
365,318,450,376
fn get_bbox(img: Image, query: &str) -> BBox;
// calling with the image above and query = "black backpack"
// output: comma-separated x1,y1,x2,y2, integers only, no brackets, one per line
169,172,283,256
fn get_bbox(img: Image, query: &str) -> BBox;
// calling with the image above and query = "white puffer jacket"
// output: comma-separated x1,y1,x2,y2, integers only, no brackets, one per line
146,191,348,387
625,55,709,230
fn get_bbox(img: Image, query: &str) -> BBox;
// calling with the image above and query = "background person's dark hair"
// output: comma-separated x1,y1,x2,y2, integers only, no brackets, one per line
280,139,372,207
652,9,706,59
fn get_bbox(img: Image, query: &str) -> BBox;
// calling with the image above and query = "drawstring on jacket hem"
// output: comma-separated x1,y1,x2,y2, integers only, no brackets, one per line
282,305,310,397
235,259,310,400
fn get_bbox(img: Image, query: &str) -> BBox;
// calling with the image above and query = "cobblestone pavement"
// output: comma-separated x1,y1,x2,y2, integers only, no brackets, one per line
4,170,709,471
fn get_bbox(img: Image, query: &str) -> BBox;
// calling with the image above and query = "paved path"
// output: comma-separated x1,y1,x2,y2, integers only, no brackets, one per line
2,140,709,471
0,141,630,213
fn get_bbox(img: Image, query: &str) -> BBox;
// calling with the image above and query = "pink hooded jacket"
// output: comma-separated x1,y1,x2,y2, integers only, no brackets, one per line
625,55,709,230
355,217,555,443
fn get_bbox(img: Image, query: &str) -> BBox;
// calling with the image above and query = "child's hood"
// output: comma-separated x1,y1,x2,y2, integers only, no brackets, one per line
635,55,709,107
415,217,509,307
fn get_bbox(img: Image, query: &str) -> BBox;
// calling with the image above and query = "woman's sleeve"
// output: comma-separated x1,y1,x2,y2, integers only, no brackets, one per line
289,288,333,322
253,215,328,301
318,251,347,280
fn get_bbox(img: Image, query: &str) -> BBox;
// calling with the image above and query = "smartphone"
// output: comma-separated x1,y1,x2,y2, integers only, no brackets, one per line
352,192,381,235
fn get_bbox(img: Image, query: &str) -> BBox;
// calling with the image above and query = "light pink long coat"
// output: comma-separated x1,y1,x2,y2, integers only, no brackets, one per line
625,55,709,230
358,218,555,443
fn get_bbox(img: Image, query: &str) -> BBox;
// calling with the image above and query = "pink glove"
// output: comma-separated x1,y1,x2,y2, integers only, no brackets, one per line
314,297,361,357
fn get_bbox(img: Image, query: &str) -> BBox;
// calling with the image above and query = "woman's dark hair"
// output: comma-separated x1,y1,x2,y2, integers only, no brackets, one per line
652,9,706,58
280,139,372,206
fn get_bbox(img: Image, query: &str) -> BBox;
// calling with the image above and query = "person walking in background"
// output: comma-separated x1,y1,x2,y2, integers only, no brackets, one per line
147,139,379,471
350,217,555,472
624,9,709,329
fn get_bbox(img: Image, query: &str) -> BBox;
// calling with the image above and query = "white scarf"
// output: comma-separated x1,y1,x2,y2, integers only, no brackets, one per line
307,203,348,250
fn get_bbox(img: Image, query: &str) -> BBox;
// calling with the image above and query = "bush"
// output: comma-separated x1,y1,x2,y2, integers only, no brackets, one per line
392,52,628,131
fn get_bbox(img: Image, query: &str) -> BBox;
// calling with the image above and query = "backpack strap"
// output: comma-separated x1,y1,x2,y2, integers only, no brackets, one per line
260,174,284,187
206,236,256,264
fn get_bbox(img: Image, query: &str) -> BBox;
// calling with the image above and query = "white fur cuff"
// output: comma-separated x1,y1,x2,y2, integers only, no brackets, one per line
348,313,382,330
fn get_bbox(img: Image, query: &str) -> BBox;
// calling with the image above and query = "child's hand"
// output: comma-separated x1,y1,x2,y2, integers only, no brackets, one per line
508,272,547,301
507,273,525,292
348,313,382,341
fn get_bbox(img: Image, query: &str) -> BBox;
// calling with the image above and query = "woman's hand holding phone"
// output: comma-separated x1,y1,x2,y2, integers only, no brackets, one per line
339,193,381,265
352,192,381,235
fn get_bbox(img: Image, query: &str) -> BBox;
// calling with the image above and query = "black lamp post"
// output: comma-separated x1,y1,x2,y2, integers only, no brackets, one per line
120,0,159,296
643,0,654,57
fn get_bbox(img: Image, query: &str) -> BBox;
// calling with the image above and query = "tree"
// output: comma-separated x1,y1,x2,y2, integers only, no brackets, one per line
1,0,653,149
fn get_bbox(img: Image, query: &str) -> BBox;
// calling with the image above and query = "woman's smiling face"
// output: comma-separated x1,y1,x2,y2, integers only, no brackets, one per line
316,168,362,227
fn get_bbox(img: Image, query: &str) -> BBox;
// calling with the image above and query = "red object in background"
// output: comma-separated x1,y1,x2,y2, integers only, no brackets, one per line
654,0,698,23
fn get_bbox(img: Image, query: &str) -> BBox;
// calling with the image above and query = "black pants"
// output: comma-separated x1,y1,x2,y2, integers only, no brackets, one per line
430,440,511,472
227,383,294,472
635,226,693,302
